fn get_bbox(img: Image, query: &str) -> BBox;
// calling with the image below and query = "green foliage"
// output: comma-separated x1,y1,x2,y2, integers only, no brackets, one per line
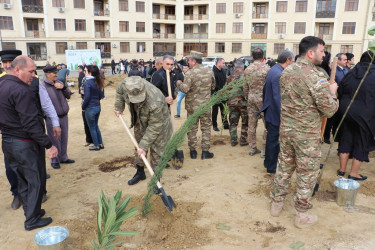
141,76,250,215
368,26,375,36
289,241,304,250
92,190,139,250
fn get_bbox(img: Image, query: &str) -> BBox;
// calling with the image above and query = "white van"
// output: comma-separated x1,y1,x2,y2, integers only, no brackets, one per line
202,56,223,69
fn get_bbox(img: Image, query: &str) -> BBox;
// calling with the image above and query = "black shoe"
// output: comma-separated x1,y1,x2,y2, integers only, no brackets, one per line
25,217,53,231
324,139,331,144
11,195,21,210
46,174,50,179
224,124,229,130
51,163,60,169
89,145,100,151
174,115,180,118
348,174,367,181
201,151,214,159
154,186,161,194
99,144,104,149
128,167,146,185
40,209,45,217
337,170,345,177
42,193,47,203
231,141,238,147
190,150,197,159
61,159,75,164
267,169,276,174
213,127,219,132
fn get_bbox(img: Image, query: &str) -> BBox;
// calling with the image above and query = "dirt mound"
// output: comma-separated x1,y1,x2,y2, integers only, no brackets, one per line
98,156,135,172
212,135,229,146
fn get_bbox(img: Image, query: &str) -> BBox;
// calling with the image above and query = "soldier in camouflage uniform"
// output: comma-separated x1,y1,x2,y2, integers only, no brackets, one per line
176,51,216,160
114,76,173,185
226,60,248,146
244,48,270,157
270,36,339,229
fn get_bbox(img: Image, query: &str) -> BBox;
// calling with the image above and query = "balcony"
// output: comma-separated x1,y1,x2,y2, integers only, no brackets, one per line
94,10,110,16
316,11,335,18
184,14,209,20
184,33,208,39
251,33,267,39
29,54,47,61
316,34,333,40
152,14,176,20
252,13,268,18
25,30,46,38
22,5,43,13
153,33,176,39
95,31,110,38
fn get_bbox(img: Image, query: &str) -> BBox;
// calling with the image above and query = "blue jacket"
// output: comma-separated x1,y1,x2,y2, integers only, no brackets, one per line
335,66,348,85
81,76,104,110
259,63,284,126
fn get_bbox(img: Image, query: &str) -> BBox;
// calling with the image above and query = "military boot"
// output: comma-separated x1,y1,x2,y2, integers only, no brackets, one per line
201,151,214,159
294,211,318,229
190,150,197,159
128,165,146,185
270,201,284,217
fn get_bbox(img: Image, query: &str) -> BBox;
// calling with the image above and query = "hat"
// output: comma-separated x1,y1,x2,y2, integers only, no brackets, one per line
187,50,203,60
78,65,84,70
178,59,188,67
43,65,58,73
0,49,22,62
124,76,146,103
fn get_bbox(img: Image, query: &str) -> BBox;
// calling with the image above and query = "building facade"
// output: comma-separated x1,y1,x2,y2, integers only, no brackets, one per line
0,0,374,66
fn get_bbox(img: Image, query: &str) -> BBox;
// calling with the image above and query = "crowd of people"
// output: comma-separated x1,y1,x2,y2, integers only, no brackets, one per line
0,35,374,232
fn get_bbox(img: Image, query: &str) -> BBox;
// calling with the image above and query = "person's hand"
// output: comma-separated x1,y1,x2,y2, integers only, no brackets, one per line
328,81,339,95
46,146,58,158
166,97,173,105
54,82,64,89
53,126,61,139
81,89,84,95
78,94,81,98
114,110,122,117
137,148,146,157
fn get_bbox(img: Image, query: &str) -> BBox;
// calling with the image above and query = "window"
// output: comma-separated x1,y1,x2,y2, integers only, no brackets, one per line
184,24,193,33
215,42,225,53
56,42,67,54
341,45,353,53
136,1,145,12
276,1,287,12
216,3,226,14
233,2,243,13
4,42,16,49
251,43,267,55
54,19,66,31
0,0,10,3
275,22,286,33
198,6,206,15
52,0,64,7
316,0,336,12
183,43,208,56
0,16,13,30
198,24,207,33
75,19,86,31
137,42,145,52
119,21,129,32
76,42,87,49
233,22,243,33
232,43,242,53
274,43,285,54
345,0,358,11
26,19,38,31
254,23,266,34
295,0,307,12
119,0,128,11
293,44,299,56
74,0,85,8
294,22,306,34
342,22,355,34
120,42,130,53
136,22,145,32
185,6,193,16
216,23,225,33
153,43,176,56
319,23,330,34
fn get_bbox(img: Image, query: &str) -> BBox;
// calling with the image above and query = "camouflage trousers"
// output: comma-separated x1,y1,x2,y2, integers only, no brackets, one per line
228,105,248,144
270,136,321,212
247,102,267,152
187,109,211,151
133,123,160,170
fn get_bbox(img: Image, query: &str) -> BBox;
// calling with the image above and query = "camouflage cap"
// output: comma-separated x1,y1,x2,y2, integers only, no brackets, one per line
187,50,203,60
124,76,146,103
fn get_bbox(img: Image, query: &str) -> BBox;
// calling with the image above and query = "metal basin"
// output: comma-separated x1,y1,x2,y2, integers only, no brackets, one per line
34,226,69,250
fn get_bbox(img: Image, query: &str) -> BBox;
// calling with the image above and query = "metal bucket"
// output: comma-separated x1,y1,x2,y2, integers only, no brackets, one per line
34,226,69,250
334,179,360,207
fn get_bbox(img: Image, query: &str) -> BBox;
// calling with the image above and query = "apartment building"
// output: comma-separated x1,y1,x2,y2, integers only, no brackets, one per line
0,0,374,67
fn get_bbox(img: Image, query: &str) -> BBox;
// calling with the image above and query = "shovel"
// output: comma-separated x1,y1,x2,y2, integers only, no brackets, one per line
166,70,184,170
119,115,176,212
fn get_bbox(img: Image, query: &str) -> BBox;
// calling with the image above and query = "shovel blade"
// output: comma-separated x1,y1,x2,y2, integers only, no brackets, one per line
171,150,184,170
159,187,176,212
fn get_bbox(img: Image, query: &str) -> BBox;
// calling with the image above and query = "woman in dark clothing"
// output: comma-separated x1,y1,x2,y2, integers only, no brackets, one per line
336,50,375,181
82,65,105,151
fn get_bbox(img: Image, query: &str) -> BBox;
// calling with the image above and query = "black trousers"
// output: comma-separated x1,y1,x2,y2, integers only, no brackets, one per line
111,67,116,74
2,137,44,226
324,112,338,141
82,110,93,143
264,122,280,173
212,102,229,128
4,156,19,196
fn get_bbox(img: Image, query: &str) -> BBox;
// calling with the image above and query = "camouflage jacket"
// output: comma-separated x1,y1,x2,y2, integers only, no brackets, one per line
177,64,215,111
114,78,173,155
226,70,247,107
279,58,339,140
243,61,270,104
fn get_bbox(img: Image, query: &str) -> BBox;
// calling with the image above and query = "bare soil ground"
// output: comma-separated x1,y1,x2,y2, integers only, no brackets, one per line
1,75,375,249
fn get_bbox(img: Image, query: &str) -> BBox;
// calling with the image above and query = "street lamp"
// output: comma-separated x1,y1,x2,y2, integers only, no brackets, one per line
198,23,201,52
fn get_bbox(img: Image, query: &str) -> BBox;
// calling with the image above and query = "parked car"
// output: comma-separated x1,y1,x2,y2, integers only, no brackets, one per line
202,56,223,69
238,56,253,63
